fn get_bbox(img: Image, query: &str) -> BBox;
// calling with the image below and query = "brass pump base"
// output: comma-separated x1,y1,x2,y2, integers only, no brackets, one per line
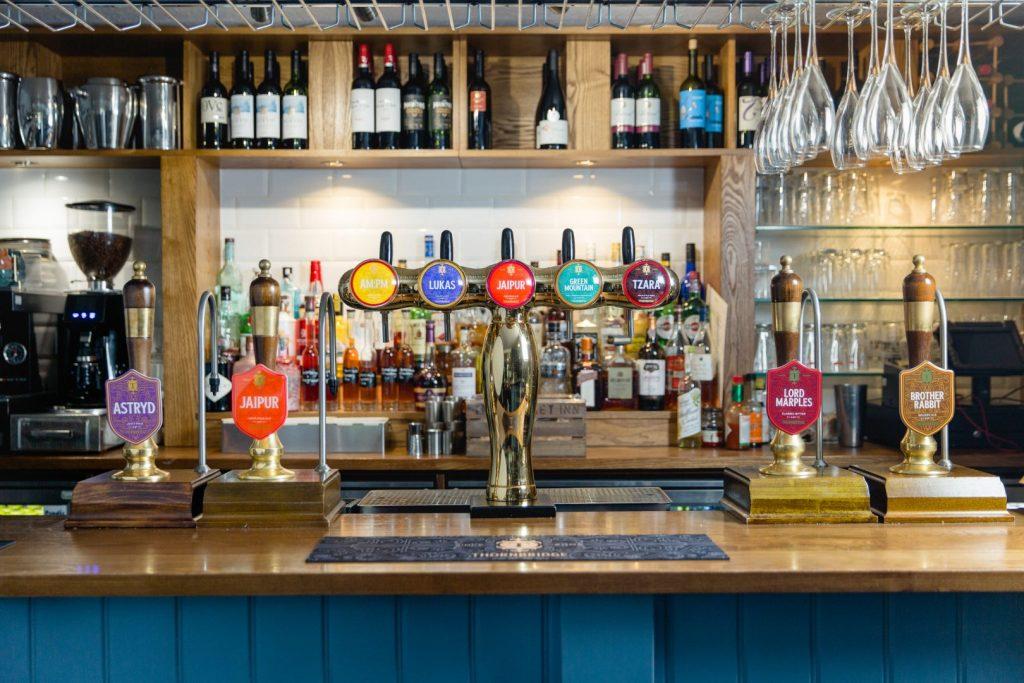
848,463,1014,524
237,434,295,481
722,465,875,525
760,431,817,477
889,429,949,476
110,437,169,482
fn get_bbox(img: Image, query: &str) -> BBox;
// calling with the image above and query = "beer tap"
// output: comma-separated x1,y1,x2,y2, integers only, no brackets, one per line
561,228,575,341
440,229,454,342
195,289,221,477
621,225,635,341
378,231,393,344
316,292,339,480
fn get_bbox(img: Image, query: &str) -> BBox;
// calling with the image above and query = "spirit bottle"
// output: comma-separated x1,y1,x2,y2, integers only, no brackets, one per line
664,308,686,410
394,323,416,410
448,328,479,400
676,366,702,448
341,335,359,411
217,238,244,324
573,336,604,410
413,321,446,409
744,373,767,447
724,376,751,450
636,313,666,410
680,275,704,344
602,341,636,410
217,285,240,359
379,338,398,410
688,307,718,409
300,297,321,411
540,320,571,395
359,340,379,411
280,357,300,412
280,266,300,320
233,334,256,377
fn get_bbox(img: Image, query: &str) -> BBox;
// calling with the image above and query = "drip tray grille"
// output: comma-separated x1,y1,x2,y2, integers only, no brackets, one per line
355,487,671,514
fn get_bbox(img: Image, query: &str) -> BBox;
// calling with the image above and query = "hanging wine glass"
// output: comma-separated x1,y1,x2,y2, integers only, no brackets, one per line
921,0,956,163
766,3,796,171
828,3,870,170
907,2,935,171
782,1,811,164
853,0,882,160
941,0,989,153
790,0,836,160
755,9,785,175
889,12,919,174
862,0,911,159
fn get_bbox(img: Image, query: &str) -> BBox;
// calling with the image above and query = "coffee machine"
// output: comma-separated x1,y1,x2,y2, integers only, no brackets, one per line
10,202,134,453
0,241,68,452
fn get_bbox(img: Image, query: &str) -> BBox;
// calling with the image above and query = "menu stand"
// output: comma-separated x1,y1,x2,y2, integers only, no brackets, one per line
200,260,343,528
722,256,873,524
66,262,219,529
848,256,1012,523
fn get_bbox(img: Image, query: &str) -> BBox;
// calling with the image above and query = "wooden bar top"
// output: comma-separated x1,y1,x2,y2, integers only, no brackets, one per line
4,444,1024,474
1,510,1023,597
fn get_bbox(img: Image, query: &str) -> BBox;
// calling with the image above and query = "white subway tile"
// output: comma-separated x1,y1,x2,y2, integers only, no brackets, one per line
0,169,46,198
300,195,366,230
140,197,162,231
397,169,461,197
107,169,160,201
0,198,13,230
223,227,268,266
461,169,526,198
524,169,591,197
361,197,432,233
587,168,654,196
13,197,64,232
268,169,335,201
332,169,397,195
232,197,301,231
219,170,269,199
267,228,336,260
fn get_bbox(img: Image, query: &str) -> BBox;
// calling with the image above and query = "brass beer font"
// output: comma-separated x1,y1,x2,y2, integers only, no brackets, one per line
761,255,815,477
339,227,679,506
892,255,948,476
238,259,294,482
112,261,168,482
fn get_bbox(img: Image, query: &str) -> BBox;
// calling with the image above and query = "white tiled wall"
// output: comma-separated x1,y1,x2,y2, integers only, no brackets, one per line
219,167,705,288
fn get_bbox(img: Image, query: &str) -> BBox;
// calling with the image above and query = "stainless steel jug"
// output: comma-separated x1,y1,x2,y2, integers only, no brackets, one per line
0,72,19,150
70,78,136,149
16,76,62,150
136,75,180,150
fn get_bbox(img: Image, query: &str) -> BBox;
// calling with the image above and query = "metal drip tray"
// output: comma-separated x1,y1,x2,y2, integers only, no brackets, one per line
355,487,671,514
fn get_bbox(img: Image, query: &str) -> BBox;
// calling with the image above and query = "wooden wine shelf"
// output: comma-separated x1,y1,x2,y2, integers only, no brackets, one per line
0,148,751,170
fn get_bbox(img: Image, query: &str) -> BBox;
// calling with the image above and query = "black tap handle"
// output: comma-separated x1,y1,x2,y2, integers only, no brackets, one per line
441,229,453,261
379,231,392,344
501,228,514,261
561,228,575,262
621,226,635,340
621,226,635,265
440,229,454,342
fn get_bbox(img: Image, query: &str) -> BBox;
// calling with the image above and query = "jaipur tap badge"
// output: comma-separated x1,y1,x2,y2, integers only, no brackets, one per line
486,259,535,310
350,258,399,308
231,364,288,440
105,369,162,444
419,260,468,308
765,359,822,434
899,361,955,436
555,260,603,308
622,259,671,308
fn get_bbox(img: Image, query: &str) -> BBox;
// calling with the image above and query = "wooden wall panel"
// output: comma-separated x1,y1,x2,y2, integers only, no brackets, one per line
0,40,62,78
161,156,220,446
719,38,737,149
703,154,755,403
181,41,205,151
4,593,1024,681
308,39,351,151
566,38,610,152
452,37,468,151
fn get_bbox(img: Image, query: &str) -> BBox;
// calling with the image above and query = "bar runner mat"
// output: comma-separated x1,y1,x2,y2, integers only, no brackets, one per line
0,541,12,552
307,534,728,563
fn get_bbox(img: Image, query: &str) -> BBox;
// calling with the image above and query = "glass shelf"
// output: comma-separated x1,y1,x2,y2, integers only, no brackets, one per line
754,297,1024,304
755,224,1024,233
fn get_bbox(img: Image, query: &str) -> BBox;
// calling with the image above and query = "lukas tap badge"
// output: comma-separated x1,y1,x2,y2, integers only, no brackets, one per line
419,259,467,308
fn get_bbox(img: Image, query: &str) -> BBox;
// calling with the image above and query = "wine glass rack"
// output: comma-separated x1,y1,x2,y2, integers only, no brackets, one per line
0,0,1021,34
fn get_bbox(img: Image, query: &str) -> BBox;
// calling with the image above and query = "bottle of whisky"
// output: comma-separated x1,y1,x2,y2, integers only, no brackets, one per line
448,328,479,400
573,336,603,410
602,341,636,410
636,313,666,410
413,320,446,409
341,335,360,411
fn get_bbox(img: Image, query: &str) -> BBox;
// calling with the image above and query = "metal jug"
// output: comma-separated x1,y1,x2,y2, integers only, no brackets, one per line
16,76,62,150
135,75,181,150
70,78,136,149
0,72,19,150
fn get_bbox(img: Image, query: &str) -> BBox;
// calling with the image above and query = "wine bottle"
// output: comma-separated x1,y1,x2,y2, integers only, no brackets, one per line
703,54,723,148
351,44,375,150
199,52,228,149
636,52,661,149
536,48,568,150
375,43,401,150
610,52,636,149
737,51,761,149
229,50,255,149
281,49,308,149
427,53,453,149
468,49,492,150
401,53,427,150
677,39,705,149
255,49,281,149
636,313,666,410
